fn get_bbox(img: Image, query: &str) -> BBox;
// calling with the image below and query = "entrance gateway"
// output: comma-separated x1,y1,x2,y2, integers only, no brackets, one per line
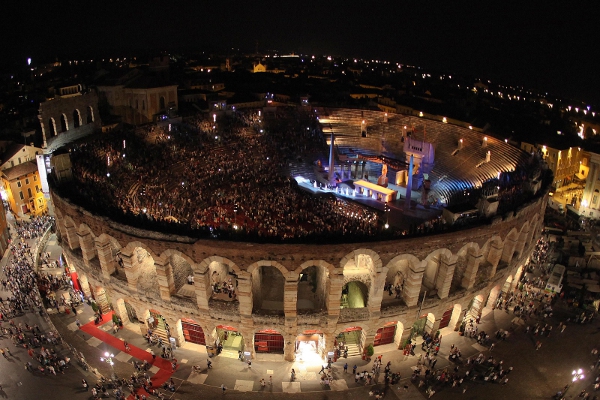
216,325,244,358
254,329,284,353
374,321,397,346
181,318,205,345
295,330,325,362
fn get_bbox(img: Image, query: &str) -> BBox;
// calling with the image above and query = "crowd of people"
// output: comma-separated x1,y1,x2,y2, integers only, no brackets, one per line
0,216,76,378
66,109,381,241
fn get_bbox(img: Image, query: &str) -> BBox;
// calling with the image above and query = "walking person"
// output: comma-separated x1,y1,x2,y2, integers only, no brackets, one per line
220,384,227,394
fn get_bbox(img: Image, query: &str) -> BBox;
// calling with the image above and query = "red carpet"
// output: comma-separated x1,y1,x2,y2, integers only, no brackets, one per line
79,310,176,399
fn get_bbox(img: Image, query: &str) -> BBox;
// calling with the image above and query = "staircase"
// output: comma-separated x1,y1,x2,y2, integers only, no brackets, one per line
342,331,362,357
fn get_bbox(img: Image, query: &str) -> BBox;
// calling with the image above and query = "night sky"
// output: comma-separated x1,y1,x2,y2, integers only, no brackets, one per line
4,1,600,103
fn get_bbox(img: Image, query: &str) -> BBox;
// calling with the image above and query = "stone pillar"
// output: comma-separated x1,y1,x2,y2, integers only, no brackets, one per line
436,256,456,299
118,249,138,294
155,258,173,301
79,274,92,298
284,280,298,318
488,242,503,277
236,274,253,317
327,272,344,317
283,332,296,362
400,326,412,348
64,223,79,250
240,328,255,359
402,261,425,307
461,253,482,289
194,270,210,311
501,237,517,264
77,231,96,268
95,236,115,280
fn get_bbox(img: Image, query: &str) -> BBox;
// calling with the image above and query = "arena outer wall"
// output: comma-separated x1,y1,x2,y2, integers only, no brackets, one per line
52,189,546,361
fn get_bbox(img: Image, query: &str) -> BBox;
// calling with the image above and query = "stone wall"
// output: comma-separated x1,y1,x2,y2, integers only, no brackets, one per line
53,190,546,361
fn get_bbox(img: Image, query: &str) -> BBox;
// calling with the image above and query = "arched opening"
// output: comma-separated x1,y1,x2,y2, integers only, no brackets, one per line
464,294,484,323
296,330,325,362
73,109,82,128
251,265,285,314
91,285,111,314
60,113,68,132
48,118,57,136
170,253,194,296
180,318,205,345
297,265,328,312
159,96,166,110
336,327,364,357
87,106,94,123
412,313,435,338
440,304,462,331
254,329,284,354
147,309,171,341
215,325,244,356
341,281,368,308
209,261,238,302
374,321,402,347
383,258,410,307
116,299,138,324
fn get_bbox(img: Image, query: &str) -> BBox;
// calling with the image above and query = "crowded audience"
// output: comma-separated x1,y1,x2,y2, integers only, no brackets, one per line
66,110,380,241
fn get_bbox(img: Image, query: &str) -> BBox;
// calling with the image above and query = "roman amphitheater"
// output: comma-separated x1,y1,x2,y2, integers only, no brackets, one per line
51,108,548,362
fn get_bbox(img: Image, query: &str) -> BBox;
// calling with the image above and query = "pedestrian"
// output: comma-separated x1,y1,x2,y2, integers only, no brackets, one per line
344,363,348,373
247,360,251,369
150,349,156,360
82,379,88,391
124,341,131,352
269,375,272,386
75,319,81,329
220,384,227,394
353,365,357,375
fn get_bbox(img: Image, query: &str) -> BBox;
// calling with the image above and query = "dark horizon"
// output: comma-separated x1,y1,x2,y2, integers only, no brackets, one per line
3,1,599,104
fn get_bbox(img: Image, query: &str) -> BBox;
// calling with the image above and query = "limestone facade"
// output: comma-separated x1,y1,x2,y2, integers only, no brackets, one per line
53,190,545,361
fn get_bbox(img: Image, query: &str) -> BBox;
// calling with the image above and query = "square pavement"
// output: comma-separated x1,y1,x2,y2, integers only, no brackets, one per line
149,366,160,374
115,352,132,363
329,379,349,391
282,382,301,393
66,322,79,331
472,343,488,352
187,372,208,384
86,337,103,347
234,380,255,392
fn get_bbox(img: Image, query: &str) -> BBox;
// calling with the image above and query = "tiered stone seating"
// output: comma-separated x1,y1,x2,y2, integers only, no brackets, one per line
321,109,527,204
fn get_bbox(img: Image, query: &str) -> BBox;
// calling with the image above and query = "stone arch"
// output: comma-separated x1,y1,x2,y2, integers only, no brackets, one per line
341,280,369,308
77,223,98,267
169,252,194,294
373,320,405,347
295,260,332,312
340,248,382,275
121,241,159,264
423,248,454,297
483,236,503,265
249,260,288,314
198,255,241,277
48,117,57,136
87,106,94,123
60,113,68,132
73,109,82,128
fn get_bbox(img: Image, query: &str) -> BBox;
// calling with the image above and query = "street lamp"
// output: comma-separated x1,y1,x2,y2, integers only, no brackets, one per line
572,368,584,382
384,202,390,229
100,351,116,379
233,203,239,230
